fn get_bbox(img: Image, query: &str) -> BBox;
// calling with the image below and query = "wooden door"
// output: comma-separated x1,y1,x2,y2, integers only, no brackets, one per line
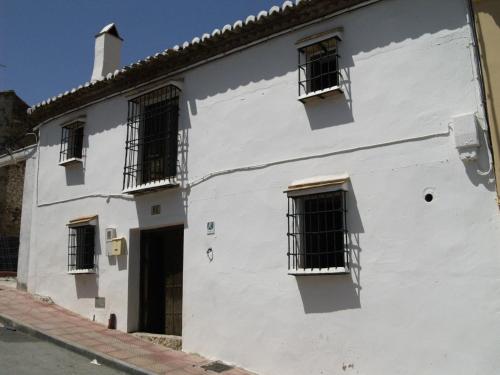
164,228,183,336
140,226,183,336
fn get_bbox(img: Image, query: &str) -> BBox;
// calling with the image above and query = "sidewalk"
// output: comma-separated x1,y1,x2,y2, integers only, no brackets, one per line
0,285,252,375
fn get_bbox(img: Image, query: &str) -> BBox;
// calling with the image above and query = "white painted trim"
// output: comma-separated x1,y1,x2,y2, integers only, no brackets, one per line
295,27,343,49
288,267,349,276
67,269,96,275
285,174,350,196
67,219,98,227
122,178,180,194
126,79,184,100
58,157,83,166
286,183,349,197
60,116,86,128
298,86,344,103
287,173,350,189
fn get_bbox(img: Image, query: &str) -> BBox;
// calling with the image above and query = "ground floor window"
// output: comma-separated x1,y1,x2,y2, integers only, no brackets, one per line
68,225,95,272
287,190,348,273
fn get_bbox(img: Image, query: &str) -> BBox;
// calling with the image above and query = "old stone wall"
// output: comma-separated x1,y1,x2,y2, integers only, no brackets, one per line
0,162,25,236
0,91,30,154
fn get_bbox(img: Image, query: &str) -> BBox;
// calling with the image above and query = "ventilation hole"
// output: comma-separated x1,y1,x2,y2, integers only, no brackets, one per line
425,193,433,202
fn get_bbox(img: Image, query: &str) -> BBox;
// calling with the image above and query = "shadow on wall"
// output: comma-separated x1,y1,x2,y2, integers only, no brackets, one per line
305,67,354,129
65,132,89,186
75,222,101,299
107,244,128,271
296,181,364,314
65,163,85,186
37,0,466,147
134,126,190,230
38,97,127,147
186,0,465,101
125,104,190,332
127,229,140,332
296,274,360,313
463,124,497,191
75,274,98,299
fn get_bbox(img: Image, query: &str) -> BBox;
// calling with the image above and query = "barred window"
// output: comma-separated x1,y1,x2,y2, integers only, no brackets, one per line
287,190,348,274
123,85,180,193
59,121,84,164
298,36,341,99
68,225,95,272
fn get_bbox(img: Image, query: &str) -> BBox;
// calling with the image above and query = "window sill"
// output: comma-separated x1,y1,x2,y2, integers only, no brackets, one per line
59,157,82,166
67,268,95,275
122,178,179,195
288,267,348,276
298,86,343,103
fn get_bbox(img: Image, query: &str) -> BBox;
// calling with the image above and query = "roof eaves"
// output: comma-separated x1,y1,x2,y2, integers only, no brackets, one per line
28,0,372,125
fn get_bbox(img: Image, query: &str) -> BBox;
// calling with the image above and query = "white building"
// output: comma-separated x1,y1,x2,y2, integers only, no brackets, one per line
19,0,500,374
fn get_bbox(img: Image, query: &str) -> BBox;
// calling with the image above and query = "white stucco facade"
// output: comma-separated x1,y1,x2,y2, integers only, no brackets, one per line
23,0,500,374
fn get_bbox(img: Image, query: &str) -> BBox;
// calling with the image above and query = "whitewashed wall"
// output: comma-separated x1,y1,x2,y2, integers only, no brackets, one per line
25,0,500,374
16,148,37,290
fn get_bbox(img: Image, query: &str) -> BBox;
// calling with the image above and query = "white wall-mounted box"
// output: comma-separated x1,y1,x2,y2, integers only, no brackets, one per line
105,227,116,255
452,113,480,161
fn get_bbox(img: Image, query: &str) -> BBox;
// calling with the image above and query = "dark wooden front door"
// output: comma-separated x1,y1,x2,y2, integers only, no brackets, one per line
140,226,183,335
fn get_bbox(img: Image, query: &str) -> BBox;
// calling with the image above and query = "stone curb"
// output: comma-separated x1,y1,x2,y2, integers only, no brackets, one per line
0,313,155,375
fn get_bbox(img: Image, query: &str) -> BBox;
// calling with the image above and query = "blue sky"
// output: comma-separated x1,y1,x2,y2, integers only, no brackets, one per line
0,0,278,106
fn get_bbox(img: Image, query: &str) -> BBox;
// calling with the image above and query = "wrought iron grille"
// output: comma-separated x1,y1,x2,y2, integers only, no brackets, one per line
287,190,348,272
123,85,180,190
59,121,84,162
298,37,340,96
68,225,95,271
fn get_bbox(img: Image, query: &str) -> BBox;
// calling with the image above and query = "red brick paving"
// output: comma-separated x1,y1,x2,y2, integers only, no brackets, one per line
0,285,254,375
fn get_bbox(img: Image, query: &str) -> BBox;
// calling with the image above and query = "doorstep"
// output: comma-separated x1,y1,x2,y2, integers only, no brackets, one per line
133,332,182,351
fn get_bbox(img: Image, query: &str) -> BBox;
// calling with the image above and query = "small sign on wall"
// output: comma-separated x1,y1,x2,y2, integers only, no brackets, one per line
207,221,215,235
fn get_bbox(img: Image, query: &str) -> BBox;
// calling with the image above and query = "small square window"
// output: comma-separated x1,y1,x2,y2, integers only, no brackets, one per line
68,225,95,273
59,121,84,165
298,36,341,101
287,190,348,274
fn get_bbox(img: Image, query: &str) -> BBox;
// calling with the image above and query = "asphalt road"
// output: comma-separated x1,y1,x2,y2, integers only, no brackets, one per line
0,323,126,375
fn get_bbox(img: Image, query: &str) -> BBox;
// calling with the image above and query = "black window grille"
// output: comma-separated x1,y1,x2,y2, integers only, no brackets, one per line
298,37,340,96
68,225,95,272
60,121,84,162
123,85,180,190
287,190,348,272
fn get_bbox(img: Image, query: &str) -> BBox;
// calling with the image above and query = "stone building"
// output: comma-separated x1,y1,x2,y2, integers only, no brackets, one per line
0,91,33,274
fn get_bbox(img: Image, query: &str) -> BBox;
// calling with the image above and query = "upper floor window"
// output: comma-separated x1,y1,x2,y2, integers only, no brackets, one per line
297,29,342,102
123,85,180,194
59,120,84,166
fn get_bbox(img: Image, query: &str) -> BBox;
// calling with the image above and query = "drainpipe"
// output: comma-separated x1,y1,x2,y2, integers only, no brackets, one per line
467,0,500,206
468,0,489,122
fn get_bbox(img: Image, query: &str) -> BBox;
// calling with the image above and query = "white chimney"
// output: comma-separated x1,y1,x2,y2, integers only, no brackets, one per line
91,23,123,82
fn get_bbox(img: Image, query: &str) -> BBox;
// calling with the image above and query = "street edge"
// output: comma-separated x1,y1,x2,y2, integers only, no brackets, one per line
0,313,155,375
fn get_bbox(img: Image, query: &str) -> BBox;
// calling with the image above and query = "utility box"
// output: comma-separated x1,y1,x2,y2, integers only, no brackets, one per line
453,113,480,161
110,237,125,256
105,228,117,255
